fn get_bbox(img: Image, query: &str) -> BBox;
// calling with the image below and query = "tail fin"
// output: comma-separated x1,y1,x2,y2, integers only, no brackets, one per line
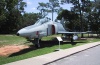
61,17,66,28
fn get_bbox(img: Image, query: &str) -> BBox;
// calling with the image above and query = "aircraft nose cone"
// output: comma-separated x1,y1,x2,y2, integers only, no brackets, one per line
16,33,19,36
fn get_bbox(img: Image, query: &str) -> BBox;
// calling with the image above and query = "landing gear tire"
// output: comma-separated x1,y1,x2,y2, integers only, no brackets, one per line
34,44,39,48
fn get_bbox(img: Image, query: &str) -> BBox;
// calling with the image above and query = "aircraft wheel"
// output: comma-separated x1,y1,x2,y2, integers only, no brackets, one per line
34,44,39,48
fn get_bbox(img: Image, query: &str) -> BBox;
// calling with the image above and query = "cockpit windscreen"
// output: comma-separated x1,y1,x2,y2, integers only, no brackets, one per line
35,18,50,25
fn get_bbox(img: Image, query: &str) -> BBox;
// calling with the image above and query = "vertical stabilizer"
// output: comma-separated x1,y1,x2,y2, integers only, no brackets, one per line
61,17,66,29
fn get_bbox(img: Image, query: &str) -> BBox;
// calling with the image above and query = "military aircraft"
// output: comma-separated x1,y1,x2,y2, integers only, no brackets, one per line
17,17,86,47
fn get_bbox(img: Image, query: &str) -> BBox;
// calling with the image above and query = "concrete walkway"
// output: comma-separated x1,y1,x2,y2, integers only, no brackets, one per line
4,41,100,65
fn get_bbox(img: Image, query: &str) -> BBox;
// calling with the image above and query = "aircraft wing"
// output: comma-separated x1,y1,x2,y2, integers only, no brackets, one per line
58,31,87,34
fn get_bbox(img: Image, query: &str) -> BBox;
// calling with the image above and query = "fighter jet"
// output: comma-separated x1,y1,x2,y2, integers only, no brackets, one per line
17,17,86,47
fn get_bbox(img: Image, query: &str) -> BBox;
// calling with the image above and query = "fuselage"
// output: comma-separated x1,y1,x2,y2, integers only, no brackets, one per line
17,18,66,39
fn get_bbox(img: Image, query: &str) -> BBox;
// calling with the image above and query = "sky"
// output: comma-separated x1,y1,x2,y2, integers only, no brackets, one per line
23,0,73,20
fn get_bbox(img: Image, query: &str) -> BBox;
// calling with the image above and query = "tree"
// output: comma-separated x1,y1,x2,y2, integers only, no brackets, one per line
37,2,48,18
60,0,92,37
21,13,42,28
37,0,60,21
47,0,60,21
86,0,100,36
57,9,79,31
0,0,7,30
0,0,26,34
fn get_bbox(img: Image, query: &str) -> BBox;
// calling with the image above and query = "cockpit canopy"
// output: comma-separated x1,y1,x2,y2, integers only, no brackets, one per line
35,17,51,25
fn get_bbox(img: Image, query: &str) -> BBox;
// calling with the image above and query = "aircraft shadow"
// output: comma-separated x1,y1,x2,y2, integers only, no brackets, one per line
9,45,37,57
9,38,86,57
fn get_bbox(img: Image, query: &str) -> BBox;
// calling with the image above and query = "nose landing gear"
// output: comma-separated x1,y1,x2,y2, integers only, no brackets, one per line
34,38,41,48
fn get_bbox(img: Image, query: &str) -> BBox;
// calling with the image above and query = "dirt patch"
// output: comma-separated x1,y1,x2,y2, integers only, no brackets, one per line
0,45,29,57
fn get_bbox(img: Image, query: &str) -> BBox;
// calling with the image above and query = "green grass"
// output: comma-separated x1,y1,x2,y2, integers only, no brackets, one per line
0,35,26,46
0,34,100,65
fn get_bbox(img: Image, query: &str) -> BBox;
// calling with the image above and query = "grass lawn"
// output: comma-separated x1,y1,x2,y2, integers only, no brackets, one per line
0,34,100,65
0,35,26,46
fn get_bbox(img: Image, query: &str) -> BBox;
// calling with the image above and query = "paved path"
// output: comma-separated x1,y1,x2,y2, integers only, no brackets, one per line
4,41,100,65
48,44,100,65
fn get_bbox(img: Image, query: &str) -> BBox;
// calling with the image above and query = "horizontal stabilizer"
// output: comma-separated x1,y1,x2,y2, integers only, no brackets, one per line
58,31,87,34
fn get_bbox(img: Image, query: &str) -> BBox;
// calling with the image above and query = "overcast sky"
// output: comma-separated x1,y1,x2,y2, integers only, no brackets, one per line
23,0,73,20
